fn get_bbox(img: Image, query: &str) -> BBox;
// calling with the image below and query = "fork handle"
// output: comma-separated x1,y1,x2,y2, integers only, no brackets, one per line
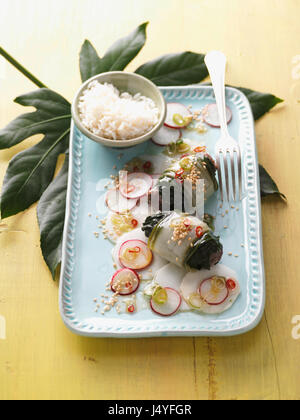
204,51,229,137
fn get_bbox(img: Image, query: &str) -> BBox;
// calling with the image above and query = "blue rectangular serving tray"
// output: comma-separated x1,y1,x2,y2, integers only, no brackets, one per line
59,86,265,337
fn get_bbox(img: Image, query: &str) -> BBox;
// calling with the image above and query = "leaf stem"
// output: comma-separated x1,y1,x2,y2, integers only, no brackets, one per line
0,46,48,89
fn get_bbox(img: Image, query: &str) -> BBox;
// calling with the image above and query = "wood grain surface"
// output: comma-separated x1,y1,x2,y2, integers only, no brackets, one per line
0,0,299,400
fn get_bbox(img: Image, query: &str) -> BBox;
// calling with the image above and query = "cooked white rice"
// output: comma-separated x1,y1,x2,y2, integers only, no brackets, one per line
78,81,159,140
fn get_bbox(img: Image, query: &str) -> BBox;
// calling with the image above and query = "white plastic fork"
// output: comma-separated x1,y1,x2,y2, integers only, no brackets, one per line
204,51,242,202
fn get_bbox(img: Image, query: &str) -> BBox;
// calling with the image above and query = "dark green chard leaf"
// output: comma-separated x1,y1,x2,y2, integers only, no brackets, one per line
135,52,208,86
80,22,148,82
185,232,223,271
0,89,71,219
259,165,286,201
37,154,69,279
142,212,170,238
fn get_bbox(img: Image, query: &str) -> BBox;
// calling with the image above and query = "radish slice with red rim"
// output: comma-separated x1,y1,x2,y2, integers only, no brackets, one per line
165,103,192,129
150,287,182,316
119,172,153,199
106,188,137,213
152,125,182,147
111,268,140,296
203,103,232,127
119,239,153,270
199,277,229,306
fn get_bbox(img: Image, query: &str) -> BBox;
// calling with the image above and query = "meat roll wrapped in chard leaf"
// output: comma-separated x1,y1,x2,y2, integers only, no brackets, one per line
142,212,223,270
150,152,218,213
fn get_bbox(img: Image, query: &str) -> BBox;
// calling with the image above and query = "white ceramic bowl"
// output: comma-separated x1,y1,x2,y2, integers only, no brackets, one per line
72,71,166,148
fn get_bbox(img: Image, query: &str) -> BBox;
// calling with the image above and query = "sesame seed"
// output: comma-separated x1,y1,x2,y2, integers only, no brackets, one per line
228,252,233,256
224,226,228,229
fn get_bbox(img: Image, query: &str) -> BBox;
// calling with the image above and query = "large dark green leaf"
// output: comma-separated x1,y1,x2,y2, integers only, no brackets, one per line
80,22,148,82
236,87,283,120
202,83,283,121
37,154,69,278
135,52,208,86
0,89,71,219
259,165,286,201
79,40,103,83
0,88,71,150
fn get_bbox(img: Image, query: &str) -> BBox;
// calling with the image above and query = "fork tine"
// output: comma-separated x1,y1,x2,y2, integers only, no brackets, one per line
230,150,237,201
224,151,231,202
236,147,242,201
216,153,224,202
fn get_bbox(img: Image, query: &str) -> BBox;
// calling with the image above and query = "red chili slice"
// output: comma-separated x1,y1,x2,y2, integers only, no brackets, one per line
175,169,185,179
226,279,237,290
127,305,135,313
128,246,141,254
196,226,204,238
131,219,138,228
126,185,135,194
184,218,192,228
181,153,189,159
194,146,206,153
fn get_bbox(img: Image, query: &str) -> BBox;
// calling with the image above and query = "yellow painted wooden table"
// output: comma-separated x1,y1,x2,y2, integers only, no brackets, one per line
0,0,299,400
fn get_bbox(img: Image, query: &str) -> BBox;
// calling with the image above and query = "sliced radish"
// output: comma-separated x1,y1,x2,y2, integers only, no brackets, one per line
181,264,240,314
119,239,153,270
152,125,182,147
199,277,229,306
203,103,232,127
106,188,137,213
165,103,192,129
119,172,153,200
111,268,140,296
150,287,182,317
